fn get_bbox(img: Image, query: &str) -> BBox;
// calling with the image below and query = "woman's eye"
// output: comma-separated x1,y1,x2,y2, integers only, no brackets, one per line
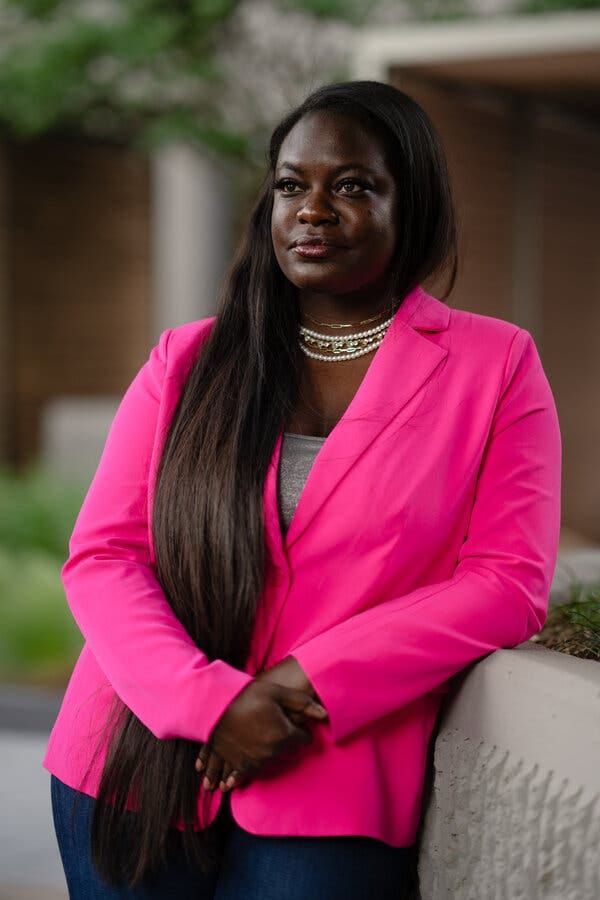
275,179,300,194
338,179,366,194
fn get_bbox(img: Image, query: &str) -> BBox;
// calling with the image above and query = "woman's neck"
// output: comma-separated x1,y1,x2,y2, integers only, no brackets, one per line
298,293,396,330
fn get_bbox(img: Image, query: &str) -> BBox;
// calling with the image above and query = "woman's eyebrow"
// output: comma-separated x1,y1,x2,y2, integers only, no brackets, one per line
276,161,378,176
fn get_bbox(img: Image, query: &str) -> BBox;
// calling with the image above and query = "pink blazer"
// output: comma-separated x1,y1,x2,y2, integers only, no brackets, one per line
43,285,562,847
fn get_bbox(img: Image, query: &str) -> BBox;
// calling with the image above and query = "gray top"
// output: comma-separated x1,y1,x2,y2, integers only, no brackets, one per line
277,432,327,536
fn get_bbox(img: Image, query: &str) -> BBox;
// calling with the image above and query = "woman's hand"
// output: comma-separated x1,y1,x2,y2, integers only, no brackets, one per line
255,655,318,696
195,745,238,793
194,675,327,791
255,655,322,726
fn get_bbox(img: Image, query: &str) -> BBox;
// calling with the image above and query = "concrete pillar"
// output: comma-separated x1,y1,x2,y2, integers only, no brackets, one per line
150,144,232,342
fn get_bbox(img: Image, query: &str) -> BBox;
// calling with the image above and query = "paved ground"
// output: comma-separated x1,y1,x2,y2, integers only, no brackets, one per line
0,686,68,900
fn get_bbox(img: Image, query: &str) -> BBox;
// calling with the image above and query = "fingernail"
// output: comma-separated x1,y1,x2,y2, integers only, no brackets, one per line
203,776,211,791
195,759,204,771
225,775,236,789
219,781,227,792
312,703,327,715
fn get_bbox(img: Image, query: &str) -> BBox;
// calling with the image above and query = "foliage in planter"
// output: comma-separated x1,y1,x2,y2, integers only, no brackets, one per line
532,584,600,660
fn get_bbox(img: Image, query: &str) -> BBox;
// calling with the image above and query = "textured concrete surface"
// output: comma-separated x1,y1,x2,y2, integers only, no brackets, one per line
418,642,600,900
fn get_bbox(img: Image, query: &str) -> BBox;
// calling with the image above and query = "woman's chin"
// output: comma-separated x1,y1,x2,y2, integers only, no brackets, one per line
283,269,361,296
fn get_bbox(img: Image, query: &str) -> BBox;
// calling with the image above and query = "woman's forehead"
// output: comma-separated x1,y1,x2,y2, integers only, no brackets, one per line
276,110,389,171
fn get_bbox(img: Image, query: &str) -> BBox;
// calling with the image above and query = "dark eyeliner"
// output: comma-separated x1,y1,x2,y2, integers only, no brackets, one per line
273,178,300,192
338,178,369,192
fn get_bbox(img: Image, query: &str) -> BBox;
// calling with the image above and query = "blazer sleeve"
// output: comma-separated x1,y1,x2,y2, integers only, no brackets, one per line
290,328,562,744
61,329,253,743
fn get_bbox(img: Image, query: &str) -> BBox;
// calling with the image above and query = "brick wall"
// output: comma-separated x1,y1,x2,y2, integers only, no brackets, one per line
6,137,152,466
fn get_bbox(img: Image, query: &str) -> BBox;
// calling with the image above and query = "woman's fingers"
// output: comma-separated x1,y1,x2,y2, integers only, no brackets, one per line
194,681,325,794
203,750,225,791
219,762,242,792
219,760,233,791
195,747,244,793
195,746,226,791
195,743,210,773
223,769,243,791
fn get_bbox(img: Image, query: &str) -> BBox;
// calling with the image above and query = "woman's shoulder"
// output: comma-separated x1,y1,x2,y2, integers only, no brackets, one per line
445,300,521,344
418,288,521,345
153,316,218,380
418,288,528,367
165,315,217,354
440,297,530,373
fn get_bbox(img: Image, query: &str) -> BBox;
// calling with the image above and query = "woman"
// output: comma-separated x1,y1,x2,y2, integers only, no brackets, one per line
45,80,562,898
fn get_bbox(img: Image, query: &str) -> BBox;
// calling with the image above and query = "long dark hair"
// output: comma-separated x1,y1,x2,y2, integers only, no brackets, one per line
86,80,458,886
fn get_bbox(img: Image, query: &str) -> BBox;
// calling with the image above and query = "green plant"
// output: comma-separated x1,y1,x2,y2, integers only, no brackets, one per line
0,0,247,151
0,467,86,685
0,0,361,155
0,467,85,558
0,547,84,685
533,582,600,660
517,1,600,12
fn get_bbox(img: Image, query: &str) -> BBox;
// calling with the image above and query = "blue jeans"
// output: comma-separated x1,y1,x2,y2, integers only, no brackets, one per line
51,774,418,899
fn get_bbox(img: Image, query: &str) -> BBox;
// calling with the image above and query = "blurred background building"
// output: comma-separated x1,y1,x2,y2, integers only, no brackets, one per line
0,3,598,541
0,1,598,543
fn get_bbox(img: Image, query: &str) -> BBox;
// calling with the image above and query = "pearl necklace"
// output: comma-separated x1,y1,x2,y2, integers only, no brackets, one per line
299,314,395,362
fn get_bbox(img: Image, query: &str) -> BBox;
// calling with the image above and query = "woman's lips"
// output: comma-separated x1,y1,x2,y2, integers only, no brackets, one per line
292,244,342,259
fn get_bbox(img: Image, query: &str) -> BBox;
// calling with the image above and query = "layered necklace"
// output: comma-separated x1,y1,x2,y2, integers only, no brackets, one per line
299,301,399,362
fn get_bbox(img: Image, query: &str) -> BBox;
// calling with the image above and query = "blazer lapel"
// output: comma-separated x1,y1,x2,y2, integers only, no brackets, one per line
262,286,451,568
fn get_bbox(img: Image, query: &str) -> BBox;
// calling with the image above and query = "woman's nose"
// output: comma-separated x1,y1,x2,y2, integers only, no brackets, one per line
297,192,338,226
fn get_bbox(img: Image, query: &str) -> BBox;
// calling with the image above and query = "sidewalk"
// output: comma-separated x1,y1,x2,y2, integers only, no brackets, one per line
0,886,66,900
0,686,67,900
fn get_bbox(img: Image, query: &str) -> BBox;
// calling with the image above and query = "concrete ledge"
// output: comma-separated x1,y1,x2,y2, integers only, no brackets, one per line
418,642,600,899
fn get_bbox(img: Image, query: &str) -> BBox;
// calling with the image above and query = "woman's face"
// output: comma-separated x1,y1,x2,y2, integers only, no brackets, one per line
271,109,398,300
